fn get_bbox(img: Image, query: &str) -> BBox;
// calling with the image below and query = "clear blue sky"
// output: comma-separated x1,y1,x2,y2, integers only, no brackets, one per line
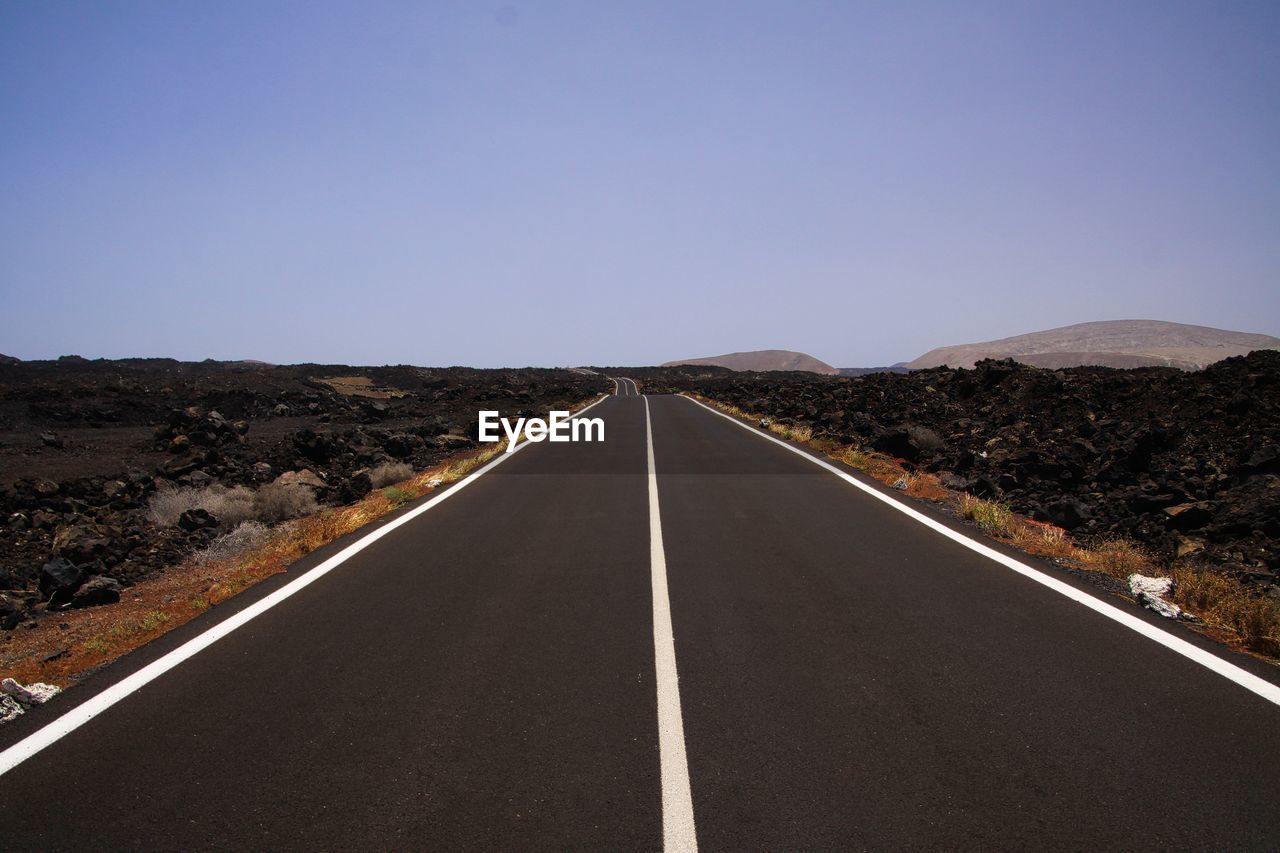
2,1,1277,367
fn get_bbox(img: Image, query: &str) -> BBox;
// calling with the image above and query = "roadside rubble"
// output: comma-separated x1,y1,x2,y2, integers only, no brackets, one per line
1128,574,1184,620
1,676,60,723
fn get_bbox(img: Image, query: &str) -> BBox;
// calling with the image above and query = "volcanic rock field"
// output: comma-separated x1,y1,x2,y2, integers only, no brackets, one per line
0,358,605,628
639,351,1280,592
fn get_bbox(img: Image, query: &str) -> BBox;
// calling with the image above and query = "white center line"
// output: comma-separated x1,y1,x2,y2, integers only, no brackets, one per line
644,395,698,852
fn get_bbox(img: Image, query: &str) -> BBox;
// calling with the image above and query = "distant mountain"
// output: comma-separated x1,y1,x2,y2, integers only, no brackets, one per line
662,349,839,375
0,354,20,365
907,320,1280,370
838,364,909,377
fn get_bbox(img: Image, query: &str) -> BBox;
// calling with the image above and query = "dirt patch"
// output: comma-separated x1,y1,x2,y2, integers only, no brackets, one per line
313,375,410,398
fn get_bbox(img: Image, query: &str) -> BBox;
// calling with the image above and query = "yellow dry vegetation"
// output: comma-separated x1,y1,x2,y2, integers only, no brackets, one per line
313,375,410,398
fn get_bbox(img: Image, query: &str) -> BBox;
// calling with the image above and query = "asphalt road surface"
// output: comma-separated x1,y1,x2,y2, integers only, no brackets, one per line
2,388,1278,850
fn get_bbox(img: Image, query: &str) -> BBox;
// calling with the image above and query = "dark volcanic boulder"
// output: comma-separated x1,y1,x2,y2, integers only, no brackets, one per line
39,557,86,603
1044,498,1092,530
52,524,116,564
292,428,333,463
1201,476,1280,541
872,428,915,460
160,451,209,477
71,576,121,608
1163,502,1214,531
382,433,421,459
178,508,218,531
0,593,24,629
435,433,474,450
336,471,374,503
10,478,62,509
975,358,1018,387
359,401,389,422
415,416,450,437
1240,443,1280,476
872,425,945,462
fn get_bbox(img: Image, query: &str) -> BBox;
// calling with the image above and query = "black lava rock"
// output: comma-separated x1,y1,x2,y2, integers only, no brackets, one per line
39,557,86,603
71,576,122,608
177,508,218,531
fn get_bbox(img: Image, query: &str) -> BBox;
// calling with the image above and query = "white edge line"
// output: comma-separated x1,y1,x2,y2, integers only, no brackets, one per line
645,396,698,852
681,394,1280,708
0,394,613,776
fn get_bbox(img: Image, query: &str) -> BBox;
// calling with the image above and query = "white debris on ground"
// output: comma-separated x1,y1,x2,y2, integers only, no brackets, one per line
427,477,443,489
892,477,909,490
1,677,61,724
1128,574,1183,619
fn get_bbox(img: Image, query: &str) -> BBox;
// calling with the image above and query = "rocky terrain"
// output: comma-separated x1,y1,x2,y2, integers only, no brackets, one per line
638,352,1280,590
6,349,1278,634
0,358,605,628
908,319,1280,370
662,349,839,375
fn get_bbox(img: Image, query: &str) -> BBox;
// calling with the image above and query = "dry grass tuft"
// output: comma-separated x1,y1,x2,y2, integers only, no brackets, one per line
381,486,414,507
1007,519,1078,559
200,486,258,527
252,482,320,523
369,461,414,488
147,484,257,528
956,494,1016,534
769,422,813,442
194,521,272,566
836,448,902,483
903,472,952,502
1169,565,1280,655
146,486,204,527
1080,538,1155,579
1168,564,1236,612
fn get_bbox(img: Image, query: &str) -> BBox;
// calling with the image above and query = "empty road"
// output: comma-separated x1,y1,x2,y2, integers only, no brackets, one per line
2,389,1278,850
